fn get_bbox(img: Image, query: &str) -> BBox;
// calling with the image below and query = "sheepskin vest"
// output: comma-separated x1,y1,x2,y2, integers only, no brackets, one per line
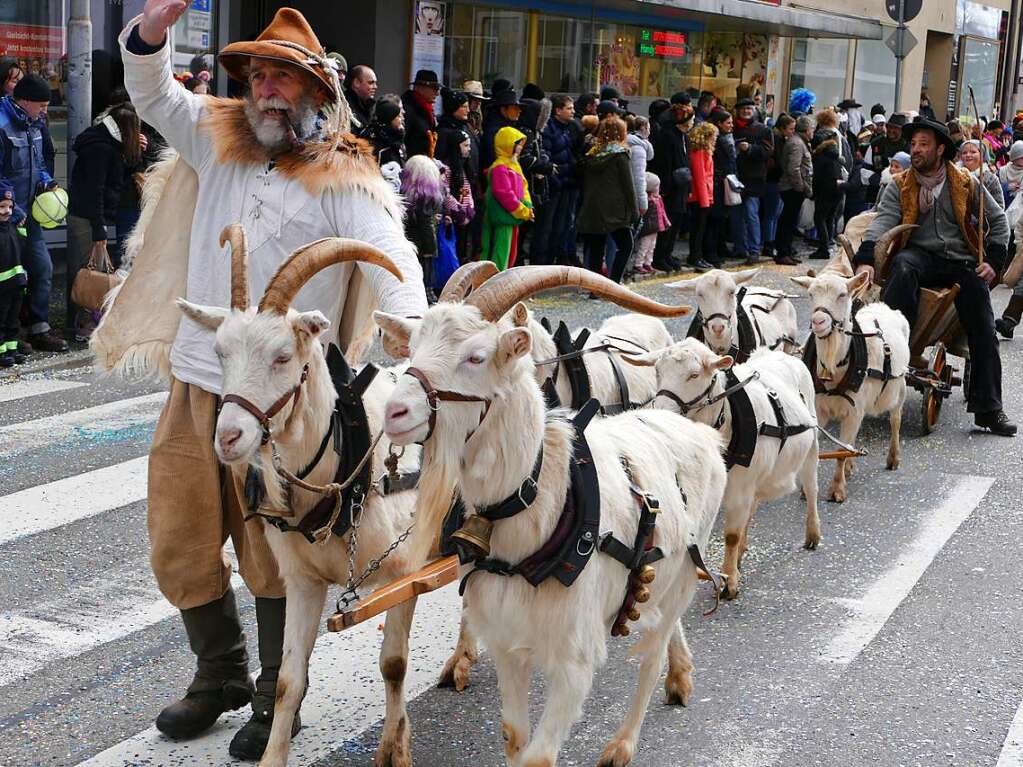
893,161,981,260
91,98,387,381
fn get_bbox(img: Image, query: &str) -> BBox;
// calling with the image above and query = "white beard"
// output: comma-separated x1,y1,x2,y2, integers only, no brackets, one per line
243,94,320,151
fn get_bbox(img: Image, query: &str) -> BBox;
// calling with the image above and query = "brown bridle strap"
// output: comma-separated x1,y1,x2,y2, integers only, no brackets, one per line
404,366,492,443
222,364,310,444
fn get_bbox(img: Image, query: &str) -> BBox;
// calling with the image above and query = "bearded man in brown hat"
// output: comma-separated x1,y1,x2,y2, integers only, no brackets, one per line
97,1,426,759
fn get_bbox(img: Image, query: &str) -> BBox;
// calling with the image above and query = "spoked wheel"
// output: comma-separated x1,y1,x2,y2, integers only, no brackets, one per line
920,343,946,435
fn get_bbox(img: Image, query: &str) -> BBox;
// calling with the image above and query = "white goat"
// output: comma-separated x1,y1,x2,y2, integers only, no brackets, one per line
667,268,798,360
791,271,910,503
530,313,673,411
630,340,820,597
177,229,426,767
376,266,728,767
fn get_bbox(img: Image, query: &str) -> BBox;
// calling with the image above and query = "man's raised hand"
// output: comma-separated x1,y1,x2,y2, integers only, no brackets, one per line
139,0,188,47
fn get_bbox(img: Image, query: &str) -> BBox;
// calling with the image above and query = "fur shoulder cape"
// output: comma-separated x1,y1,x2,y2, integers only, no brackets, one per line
893,161,981,257
91,97,397,382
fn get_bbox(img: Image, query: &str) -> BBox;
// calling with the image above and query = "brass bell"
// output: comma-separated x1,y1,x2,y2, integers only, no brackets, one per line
450,516,493,560
627,607,641,622
633,585,651,604
612,621,631,637
635,565,656,585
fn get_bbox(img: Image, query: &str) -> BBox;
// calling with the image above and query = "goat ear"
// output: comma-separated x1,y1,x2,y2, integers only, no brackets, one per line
790,276,815,290
665,278,698,293
708,354,734,371
497,327,531,367
847,271,870,292
176,298,229,330
621,350,660,367
511,302,529,327
733,267,761,284
293,310,331,340
374,311,418,359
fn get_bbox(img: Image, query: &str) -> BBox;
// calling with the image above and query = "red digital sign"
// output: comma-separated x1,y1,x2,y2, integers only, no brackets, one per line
637,29,687,60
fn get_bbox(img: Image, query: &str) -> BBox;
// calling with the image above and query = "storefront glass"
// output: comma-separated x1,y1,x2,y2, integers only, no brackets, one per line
788,38,849,112
0,0,67,183
448,6,528,91
852,39,896,115
171,0,217,75
958,36,999,121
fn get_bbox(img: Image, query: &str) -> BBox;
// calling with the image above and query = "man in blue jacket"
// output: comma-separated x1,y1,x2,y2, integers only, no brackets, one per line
532,94,581,265
0,73,67,351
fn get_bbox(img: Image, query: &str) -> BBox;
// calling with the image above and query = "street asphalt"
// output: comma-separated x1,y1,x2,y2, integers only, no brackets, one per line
1,257,1021,767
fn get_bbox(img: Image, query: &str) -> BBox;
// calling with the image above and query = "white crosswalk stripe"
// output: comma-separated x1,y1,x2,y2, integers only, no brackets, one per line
0,375,87,403
997,697,1023,767
0,391,165,457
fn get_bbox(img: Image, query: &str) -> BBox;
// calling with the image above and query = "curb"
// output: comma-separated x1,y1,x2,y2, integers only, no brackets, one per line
0,348,93,380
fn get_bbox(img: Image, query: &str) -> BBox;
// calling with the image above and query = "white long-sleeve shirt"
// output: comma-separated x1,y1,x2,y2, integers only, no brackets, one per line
118,21,426,395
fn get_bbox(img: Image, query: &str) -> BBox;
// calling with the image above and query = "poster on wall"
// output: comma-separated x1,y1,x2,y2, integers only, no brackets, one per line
411,0,446,83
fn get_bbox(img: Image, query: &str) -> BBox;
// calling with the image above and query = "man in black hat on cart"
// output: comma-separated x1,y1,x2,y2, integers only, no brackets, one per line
402,69,442,157
853,118,1016,436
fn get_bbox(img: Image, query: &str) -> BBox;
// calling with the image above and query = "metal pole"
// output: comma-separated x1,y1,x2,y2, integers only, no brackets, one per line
893,0,906,112
66,0,92,149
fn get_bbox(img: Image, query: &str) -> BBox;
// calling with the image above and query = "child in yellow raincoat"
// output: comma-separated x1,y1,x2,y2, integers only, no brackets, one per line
482,126,533,269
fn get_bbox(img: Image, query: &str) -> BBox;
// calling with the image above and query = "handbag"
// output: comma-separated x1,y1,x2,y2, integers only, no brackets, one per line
71,241,121,312
433,221,460,292
723,174,744,206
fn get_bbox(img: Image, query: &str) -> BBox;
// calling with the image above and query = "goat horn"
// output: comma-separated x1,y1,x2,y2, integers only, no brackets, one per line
836,234,856,266
463,265,691,322
220,223,250,311
259,238,404,314
438,261,499,303
874,224,917,266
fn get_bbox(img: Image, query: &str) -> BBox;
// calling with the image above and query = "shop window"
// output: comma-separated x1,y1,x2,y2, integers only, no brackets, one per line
701,33,768,106
958,36,999,122
447,5,527,91
788,38,849,113
853,39,896,116
535,16,590,94
170,0,216,76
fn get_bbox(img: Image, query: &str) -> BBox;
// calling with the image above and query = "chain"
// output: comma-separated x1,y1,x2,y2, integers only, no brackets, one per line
335,513,417,611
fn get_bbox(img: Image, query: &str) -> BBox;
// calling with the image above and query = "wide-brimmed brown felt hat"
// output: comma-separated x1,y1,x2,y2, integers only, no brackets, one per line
219,8,338,98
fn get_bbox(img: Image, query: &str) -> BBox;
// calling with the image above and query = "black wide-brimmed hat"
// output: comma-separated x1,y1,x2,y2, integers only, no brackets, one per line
412,69,442,87
837,98,862,110
493,89,523,107
902,117,957,159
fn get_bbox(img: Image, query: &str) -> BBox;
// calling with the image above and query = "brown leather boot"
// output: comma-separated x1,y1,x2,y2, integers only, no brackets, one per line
155,587,254,740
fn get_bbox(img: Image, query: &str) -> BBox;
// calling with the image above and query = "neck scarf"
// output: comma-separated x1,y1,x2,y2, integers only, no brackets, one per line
413,90,437,127
913,162,947,215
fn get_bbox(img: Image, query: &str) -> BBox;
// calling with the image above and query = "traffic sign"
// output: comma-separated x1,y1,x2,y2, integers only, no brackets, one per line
885,26,918,58
886,0,922,23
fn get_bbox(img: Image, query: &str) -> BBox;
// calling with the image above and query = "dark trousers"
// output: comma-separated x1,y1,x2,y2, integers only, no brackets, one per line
687,204,709,261
813,198,840,254
0,280,23,353
882,249,1002,413
532,187,578,266
775,190,806,258
583,228,633,283
705,204,745,260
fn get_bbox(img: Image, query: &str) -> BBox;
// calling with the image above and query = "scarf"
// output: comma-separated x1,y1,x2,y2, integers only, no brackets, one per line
913,163,947,215
413,90,437,128
1000,161,1023,189
490,126,532,206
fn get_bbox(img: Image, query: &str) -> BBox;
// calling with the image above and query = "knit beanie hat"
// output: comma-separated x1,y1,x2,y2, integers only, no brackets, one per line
891,151,911,168
374,98,401,125
522,82,545,101
0,178,14,203
1011,140,1023,163
871,103,886,118
441,87,469,116
13,73,50,103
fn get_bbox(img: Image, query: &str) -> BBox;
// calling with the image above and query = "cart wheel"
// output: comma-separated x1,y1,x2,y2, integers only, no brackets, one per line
921,388,941,434
962,359,972,402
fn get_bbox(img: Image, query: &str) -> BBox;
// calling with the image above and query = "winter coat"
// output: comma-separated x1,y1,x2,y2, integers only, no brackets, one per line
626,132,653,212
766,130,787,184
440,163,476,226
733,117,773,197
712,134,737,208
481,110,517,171
811,133,843,204
839,158,869,213
542,117,581,194
405,198,441,258
0,96,54,222
518,99,553,206
577,146,639,234
344,86,374,135
688,148,714,208
68,121,127,241
639,193,671,236
401,89,437,158
869,134,906,172
366,122,407,169
436,114,480,191
0,220,25,287
779,133,812,195
649,122,689,213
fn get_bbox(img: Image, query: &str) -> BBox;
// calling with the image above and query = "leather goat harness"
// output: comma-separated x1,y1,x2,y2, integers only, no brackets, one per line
238,344,418,544
446,399,722,629
536,319,647,414
404,366,492,443
802,303,897,407
658,368,814,471
686,286,796,364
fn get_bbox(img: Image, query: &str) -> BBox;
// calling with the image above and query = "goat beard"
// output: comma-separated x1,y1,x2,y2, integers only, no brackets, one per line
404,440,459,568
243,93,320,152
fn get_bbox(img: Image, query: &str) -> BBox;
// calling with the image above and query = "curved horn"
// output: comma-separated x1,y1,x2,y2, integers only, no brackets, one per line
463,266,691,322
874,224,918,269
836,234,856,266
259,238,404,314
438,261,499,303
220,223,250,311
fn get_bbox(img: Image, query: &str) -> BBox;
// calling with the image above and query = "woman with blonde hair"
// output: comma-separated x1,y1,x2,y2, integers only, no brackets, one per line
576,115,638,283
